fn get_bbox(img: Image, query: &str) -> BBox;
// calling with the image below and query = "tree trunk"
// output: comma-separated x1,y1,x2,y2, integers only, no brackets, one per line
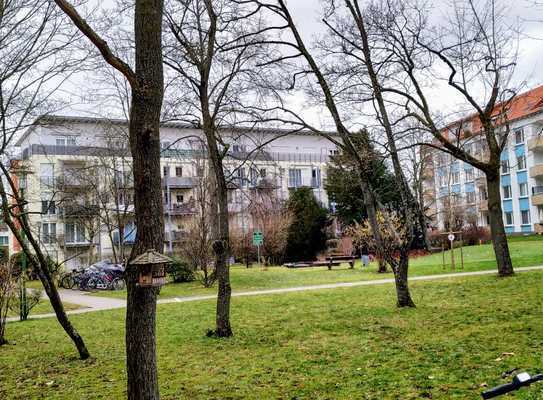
206,141,232,337
377,258,387,273
392,250,415,307
125,1,164,399
486,171,514,276
36,262,90,358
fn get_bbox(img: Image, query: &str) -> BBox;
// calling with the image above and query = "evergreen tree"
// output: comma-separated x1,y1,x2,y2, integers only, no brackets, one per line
285,187,328,262
325,131,401,226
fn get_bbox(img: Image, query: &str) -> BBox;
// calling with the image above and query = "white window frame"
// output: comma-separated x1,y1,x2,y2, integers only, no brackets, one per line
521,210,530,225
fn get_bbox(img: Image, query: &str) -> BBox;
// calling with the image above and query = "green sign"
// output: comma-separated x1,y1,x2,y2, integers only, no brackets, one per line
252,231,263,246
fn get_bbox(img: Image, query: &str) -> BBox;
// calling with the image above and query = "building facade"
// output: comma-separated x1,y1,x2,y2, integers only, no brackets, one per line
10,116,339,269
422,85,543,234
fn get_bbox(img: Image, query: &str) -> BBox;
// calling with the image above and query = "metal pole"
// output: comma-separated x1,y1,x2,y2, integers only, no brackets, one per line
166,164,173,254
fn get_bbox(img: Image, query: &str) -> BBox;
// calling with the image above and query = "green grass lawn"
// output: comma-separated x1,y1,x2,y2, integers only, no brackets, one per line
6,301,83,318
1,271,542,399
94,234,543,299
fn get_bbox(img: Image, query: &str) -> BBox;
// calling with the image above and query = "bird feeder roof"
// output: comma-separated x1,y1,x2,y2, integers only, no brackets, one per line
131,249,173,265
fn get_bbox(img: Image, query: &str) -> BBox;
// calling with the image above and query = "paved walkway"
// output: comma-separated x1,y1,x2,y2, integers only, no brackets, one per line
7,265,543,322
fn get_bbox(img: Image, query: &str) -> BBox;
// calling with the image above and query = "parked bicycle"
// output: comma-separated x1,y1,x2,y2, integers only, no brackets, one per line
59,261,125,291
481,371,542,398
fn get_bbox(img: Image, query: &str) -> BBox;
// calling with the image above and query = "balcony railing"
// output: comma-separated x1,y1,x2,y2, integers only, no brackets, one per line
162,176,197,189
164,202,197,216
528,136,543,152
532,186,543,206
529,164,543,178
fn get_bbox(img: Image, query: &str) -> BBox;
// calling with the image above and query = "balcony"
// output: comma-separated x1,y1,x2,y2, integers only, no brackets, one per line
164,202,197,216
528,136,543,152
532,186,543,206
64,240,93,247
529,164,543,178
162,176,197,189
62,204,100,217
56,175,91,190
165,230,189,243
249,177,279,190
479,199,488,211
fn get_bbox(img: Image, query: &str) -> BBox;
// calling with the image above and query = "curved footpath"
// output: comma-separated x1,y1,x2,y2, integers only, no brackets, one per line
7,265,543,323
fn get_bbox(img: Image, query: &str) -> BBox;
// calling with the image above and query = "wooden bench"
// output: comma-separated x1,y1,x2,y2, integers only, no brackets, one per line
325,255,356,270
283,260,341,268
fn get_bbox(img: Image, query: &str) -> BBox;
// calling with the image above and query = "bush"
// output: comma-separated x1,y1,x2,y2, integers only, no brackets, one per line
166,257,195,283
9,286,42,321
461,225,491,246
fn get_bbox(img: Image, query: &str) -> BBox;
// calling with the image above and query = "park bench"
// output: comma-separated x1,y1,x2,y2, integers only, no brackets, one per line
324,255,356,270
283,260,342,268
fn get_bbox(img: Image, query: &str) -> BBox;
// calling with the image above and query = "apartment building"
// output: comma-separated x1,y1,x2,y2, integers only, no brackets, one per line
422,85,543,234
9,115,339,269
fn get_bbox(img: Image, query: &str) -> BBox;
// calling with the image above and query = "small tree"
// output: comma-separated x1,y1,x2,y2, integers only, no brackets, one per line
285,188,328,262
0,263,15,345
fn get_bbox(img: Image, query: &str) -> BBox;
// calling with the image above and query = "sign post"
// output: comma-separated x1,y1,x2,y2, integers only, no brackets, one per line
252,230,264,270
448,233,456,270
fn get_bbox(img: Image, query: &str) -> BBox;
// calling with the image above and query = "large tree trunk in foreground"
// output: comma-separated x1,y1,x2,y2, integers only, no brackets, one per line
392,251,415,307
486,171,514,277
125,1,165,399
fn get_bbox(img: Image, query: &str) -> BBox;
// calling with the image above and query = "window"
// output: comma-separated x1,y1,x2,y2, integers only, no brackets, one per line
504,212,513,225
40,163,54,187
288,168,302,188
41,200,56,215
501,159,510,174
56,137,76,146
237,167,246,187
439,174,447,188
232,144,246,153
328,149,339,156
519,182,528,197
249,168,258,186
479,187,488,201
514,129,524,144
451,171,460,184
161,141,171,150
41,223,56,244
521,210,531,225
163,166,170,177
176,194,184,203
259,168,266,178
175,167,183,177
466,192,476,203
517,155,526,170
311,168,321,188
0,236,8,246
196,166,204,177
502,185,512,199
465,169,474,182
65,222,85,244
164,192,169,205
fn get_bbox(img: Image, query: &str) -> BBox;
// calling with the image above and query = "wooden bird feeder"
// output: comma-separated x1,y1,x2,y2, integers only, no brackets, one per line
131,249,172,287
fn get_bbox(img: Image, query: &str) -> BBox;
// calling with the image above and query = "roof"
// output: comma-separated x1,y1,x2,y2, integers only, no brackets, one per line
131,249,173,265
15,114,336,146
443,84,543,138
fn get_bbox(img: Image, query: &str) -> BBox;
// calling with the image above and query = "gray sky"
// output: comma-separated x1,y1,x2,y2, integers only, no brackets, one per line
67,0,543,130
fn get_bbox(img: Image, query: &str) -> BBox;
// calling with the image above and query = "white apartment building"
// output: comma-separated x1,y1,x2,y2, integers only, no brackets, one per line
9,115,339,269
422,85,543,234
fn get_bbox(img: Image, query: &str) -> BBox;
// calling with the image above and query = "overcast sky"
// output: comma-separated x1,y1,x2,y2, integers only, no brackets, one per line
69,0,543,130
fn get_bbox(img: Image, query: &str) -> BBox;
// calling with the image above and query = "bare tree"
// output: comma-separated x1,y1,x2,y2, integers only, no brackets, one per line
53,0,165,398
0,0,90,358
0,262,15,345
163,0,273,336
364,0,518,276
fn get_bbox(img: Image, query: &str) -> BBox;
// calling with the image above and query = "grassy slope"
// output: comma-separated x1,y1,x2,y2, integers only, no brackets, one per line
96,235,543,299
1,271,542,399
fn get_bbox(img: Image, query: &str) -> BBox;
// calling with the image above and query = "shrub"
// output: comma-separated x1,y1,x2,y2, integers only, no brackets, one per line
166,257,195,283
9,286,42,321
461,225,491,246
